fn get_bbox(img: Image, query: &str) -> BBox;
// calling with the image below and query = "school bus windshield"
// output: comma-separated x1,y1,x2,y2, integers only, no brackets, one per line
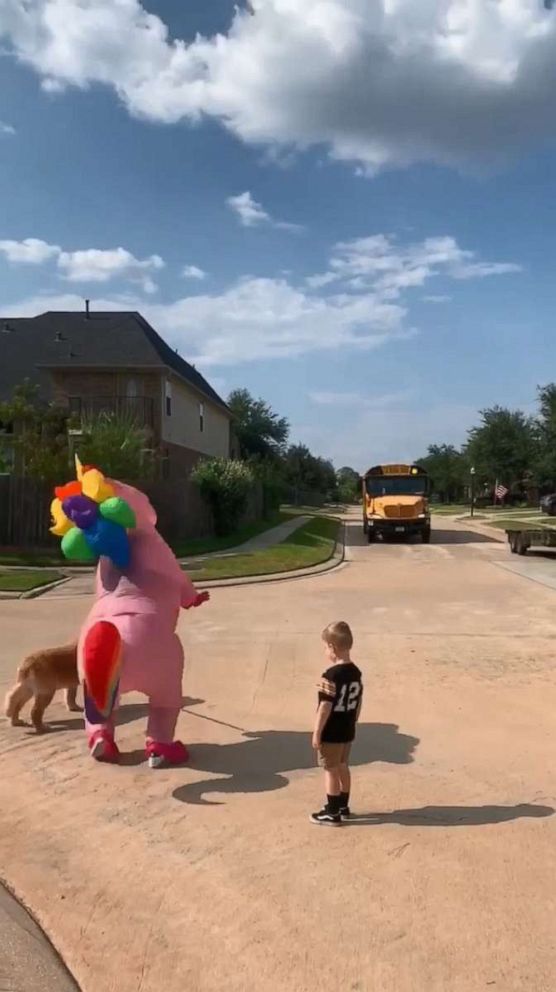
365,476,428,497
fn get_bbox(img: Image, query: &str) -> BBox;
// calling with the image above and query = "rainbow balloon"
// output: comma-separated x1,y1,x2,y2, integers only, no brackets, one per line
50,457,136,568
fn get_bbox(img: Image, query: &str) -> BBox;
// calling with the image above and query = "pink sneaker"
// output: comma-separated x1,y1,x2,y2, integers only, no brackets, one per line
88,729,120,764
145,738,189,769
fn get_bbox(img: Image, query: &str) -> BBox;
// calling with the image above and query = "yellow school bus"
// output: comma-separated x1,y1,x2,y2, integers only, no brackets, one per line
362,463,431,544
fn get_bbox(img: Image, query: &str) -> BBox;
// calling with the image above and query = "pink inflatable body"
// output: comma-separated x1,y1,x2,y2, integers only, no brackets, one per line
77,482,207,765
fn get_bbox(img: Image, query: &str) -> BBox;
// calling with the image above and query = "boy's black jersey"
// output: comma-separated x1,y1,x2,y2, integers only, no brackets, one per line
317,662,363,743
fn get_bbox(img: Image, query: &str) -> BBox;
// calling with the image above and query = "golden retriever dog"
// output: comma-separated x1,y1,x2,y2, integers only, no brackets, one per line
4,643,81,733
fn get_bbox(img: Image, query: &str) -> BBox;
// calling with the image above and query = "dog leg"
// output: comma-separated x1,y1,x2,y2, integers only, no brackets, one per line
4,682,34,726
30,690,55,734
65,687,82,712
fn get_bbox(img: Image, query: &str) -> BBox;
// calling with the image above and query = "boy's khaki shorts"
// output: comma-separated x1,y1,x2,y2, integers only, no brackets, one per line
318,742,352,770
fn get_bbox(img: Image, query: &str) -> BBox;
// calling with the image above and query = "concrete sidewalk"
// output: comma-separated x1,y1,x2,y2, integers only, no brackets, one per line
0,883,79,991
181,514,310,562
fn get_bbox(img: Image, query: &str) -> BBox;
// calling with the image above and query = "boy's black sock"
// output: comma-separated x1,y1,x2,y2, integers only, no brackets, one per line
327,794,341,815
339,791,350,809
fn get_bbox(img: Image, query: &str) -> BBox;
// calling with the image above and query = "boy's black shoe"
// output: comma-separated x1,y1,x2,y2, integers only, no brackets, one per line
339,805,351,820
310,807,342,826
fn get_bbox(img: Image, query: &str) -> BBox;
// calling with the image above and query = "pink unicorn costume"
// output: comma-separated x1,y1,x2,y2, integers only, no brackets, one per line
50,464,208,767
80,482,207,765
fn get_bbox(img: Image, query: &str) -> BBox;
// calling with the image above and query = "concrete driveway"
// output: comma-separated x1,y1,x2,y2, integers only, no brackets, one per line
1,513,555,992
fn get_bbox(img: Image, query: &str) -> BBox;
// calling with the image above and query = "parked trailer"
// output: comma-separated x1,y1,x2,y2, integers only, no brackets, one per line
506,527,556,556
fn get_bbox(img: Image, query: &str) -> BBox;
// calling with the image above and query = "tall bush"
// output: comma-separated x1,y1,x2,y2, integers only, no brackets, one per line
80,411,151,481
192,457,254,536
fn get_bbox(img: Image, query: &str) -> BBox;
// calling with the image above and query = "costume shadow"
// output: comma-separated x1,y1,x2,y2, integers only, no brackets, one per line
344,804,555,827
173,722,419,806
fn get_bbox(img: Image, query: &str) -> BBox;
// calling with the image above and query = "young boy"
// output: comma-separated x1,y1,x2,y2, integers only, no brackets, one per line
311,621,362,826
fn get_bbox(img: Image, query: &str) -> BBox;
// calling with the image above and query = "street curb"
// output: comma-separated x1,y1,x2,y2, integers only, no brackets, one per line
0,576,71,601
453,516,506,543
0,879,80,991
194,522,347,589
23,522,348,597
21,576,73,600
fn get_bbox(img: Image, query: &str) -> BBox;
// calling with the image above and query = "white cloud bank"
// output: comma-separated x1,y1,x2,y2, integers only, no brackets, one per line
1,231,520,367
0,238,164,292
1,0,555,172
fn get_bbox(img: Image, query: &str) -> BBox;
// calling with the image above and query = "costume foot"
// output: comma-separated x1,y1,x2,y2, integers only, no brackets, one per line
89,729,120,764
146,738,189,769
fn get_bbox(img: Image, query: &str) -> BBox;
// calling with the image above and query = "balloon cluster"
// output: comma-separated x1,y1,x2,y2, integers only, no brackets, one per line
50,457,136,568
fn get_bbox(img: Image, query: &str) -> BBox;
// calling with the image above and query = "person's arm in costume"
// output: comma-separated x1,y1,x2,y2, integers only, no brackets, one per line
180,570,210,610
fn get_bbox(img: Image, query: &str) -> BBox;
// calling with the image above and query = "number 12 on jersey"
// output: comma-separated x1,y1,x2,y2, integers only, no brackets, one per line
334,681,361,713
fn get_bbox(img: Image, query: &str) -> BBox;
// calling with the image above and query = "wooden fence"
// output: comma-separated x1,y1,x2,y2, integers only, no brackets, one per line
0,475,264,550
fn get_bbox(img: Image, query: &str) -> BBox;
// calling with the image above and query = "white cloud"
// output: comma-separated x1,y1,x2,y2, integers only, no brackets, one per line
0,120,15,135
227,191,302,231
1,1,556,173
0,237,60,263
57,247,164,290
0,229,521,367
0,237,164,292
423,295,451,304
2,277,408,368
182,264,207,280
310,234,520,298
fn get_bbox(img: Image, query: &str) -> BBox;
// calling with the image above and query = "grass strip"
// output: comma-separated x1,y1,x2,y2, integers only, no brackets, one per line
0,569,64,592
184,515,340,582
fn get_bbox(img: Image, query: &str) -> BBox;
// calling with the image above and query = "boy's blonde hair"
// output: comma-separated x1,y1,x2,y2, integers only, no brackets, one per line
322,621,353,653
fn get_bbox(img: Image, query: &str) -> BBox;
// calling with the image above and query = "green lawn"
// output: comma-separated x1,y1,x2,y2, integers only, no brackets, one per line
184,515,340,582
0,551,69,567
430,504,469,516
172,511,291,558
0,511,295,567
0,569,64,593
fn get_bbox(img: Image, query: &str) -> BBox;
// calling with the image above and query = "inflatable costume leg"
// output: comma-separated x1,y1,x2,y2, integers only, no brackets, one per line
82,621,122,763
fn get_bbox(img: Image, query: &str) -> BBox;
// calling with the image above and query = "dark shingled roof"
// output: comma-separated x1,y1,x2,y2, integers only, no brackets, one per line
0,310,229,413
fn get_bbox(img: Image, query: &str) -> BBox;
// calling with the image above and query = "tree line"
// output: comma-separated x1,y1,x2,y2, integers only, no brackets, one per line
228,388,360,502
418,385,556,504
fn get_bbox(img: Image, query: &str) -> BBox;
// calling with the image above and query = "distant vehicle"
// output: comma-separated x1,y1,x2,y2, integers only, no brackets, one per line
540,494,556,516
362,463,431,543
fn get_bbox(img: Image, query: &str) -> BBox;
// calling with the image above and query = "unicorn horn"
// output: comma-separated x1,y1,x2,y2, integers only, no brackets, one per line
75,453,84,481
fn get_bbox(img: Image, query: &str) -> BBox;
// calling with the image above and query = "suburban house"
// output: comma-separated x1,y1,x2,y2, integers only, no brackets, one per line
0,308,232,478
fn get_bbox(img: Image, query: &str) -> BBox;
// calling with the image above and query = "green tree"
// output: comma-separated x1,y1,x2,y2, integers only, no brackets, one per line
419,444,468,503
284,444,337,497
466,406,537,490
336,466,361,503
228,388,289,461
534,384,556,490
0,380,70,480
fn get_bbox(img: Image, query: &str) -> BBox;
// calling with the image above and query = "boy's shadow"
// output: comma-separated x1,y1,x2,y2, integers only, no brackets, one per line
172,722,419,805
345,805,554,827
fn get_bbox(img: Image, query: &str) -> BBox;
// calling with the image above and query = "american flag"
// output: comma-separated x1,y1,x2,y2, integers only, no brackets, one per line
495,483,508,500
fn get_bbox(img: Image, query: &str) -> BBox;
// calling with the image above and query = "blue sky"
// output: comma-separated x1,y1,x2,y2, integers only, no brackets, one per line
1,0,556,470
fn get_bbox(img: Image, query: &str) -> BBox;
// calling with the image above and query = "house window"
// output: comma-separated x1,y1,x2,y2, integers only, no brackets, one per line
199,402,204,433
165,380,172,417
126,378,138,399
